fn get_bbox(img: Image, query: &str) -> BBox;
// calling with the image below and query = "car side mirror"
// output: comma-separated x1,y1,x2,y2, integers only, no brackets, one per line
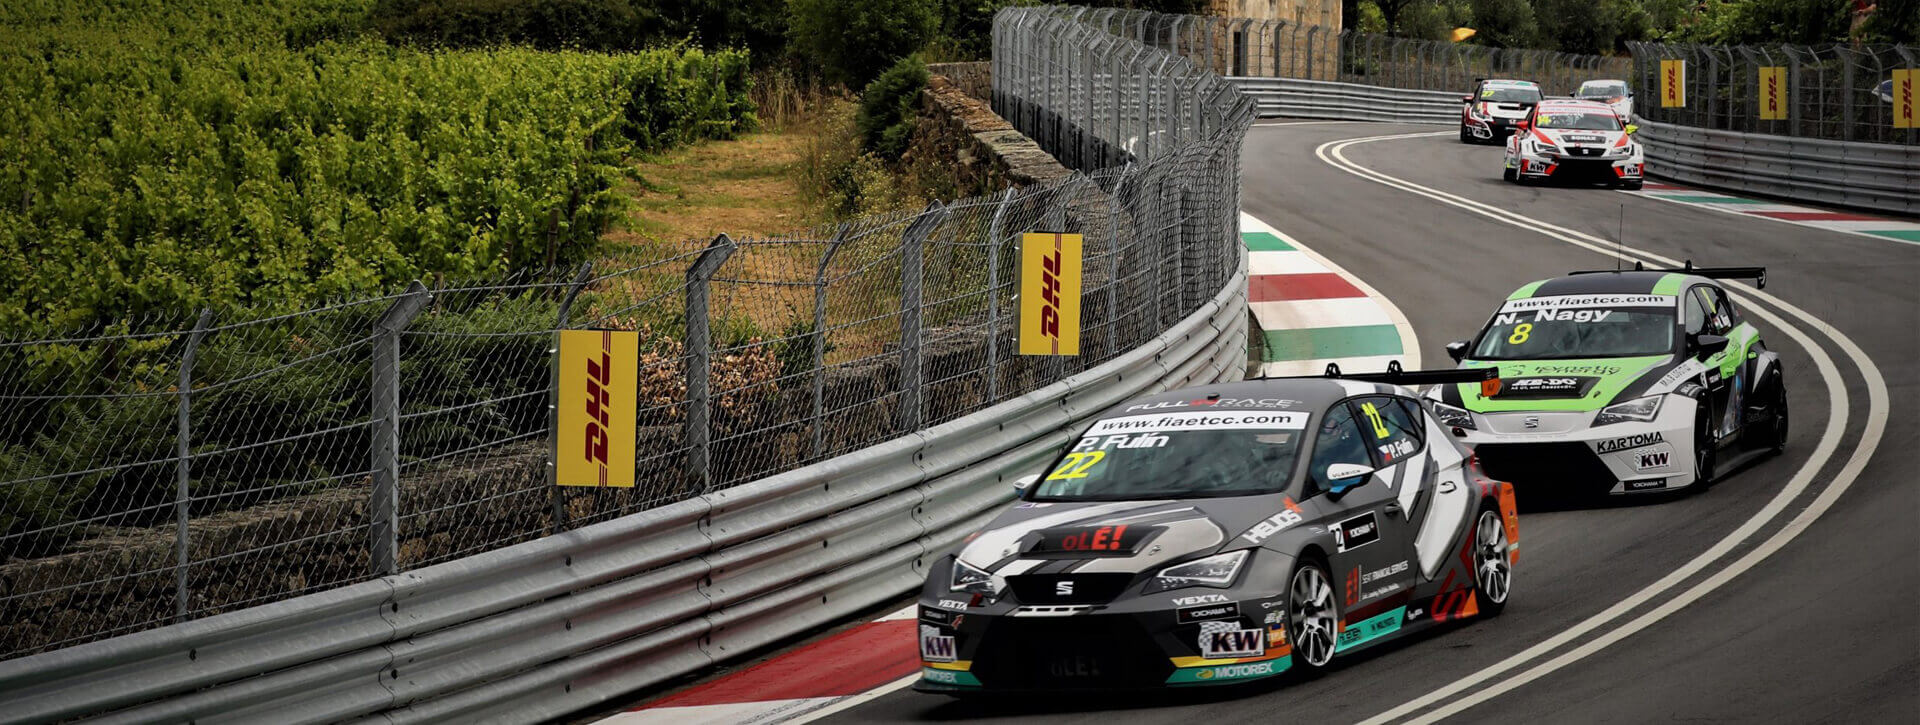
1515,120,1530,131
1625,123,1639,135
1326,463,1375,495
1461,95,1474,103
1690,333,1730,359
1446,340,1471,363
1012,473,1039,496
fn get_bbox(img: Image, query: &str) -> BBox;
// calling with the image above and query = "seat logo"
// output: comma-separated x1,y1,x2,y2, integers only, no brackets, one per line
1523,416,1540,429
1055,581,1075,596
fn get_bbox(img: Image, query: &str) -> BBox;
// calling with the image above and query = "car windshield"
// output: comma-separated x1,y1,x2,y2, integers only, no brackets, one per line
1028,410,1309,501
1479,86,1541,103
1576,82,1629,98
1534,112,1622,130
1470,294,1677,360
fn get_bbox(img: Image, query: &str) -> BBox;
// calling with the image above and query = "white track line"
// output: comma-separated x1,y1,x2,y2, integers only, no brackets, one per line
784,674,920,724
1314,131,1887,724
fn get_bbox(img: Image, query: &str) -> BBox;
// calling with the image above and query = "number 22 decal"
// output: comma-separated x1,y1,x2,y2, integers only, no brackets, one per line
1046,451,1106,480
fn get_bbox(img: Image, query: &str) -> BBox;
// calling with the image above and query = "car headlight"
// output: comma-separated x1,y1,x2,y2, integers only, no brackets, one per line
1430,400,1477,430
1608,143,1636,157
948,557,1004,596
1144,550,1247,593
1594,395,1664,426
1527,139,1560,156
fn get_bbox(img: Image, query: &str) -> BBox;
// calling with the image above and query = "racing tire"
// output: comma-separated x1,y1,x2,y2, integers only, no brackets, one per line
1692,404,1719,491
1502,166,1517,182
1620,180,1643,190
1757,379,1789,455
1470,507,1511,618
1284,556,1340,676
1460,127,1473,143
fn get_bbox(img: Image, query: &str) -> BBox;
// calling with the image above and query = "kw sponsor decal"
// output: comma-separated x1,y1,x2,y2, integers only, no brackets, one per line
1018,232,1082,356
1661,59,1686,107
1199,628,1265,659
1759,66,1787,121
1333,511,1380,553
1243,497,1305,544
1636,450,1672,470
1598,432,1665,453
920,625,957,663
1335,606,1406,652
1177,602,1240,623
556,330,638,487
1085,411,1309,435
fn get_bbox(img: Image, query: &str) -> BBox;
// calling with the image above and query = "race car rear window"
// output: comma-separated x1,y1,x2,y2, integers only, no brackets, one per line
1031,410,1309,501
1470,295,1677,360
1534,112,1622,130
1479,87,1542,103
1576,82,1629,98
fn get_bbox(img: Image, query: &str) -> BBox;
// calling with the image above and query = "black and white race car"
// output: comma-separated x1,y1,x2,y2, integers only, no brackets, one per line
915,366,1519,693
1460,79,1542,144
1502,99,1644,189
1429,264,1787,496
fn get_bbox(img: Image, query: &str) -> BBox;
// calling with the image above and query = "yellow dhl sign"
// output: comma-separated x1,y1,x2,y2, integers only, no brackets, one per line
1018,232,1083,356
556,329,638,487
1896,69,1917,130
1759,66,1786,121
1660,59,1686,108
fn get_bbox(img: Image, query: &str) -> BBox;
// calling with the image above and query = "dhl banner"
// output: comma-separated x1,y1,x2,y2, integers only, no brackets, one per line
1018,232,1083,356
556,329,638,487
1660,59,1686,108
1896,69,1917,130
1759,66,1787,121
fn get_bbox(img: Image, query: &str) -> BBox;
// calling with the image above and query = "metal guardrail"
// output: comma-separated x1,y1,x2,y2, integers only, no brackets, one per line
1628,41,1918,147
1634,117,1920,215
1229,76,1459,123
0,252,1247,725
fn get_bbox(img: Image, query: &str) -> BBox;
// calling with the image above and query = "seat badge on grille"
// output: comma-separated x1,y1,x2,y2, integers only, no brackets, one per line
1523,416,1540,429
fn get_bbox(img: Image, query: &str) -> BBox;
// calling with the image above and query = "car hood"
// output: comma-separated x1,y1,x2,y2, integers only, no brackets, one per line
956,497,1285,576
1440,355,1673,414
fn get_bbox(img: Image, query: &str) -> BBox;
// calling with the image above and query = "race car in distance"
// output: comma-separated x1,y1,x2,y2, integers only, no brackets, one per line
1429,264,1788,497
1503,99,1644,189
1460,78,1542,143
1573,79,1634,121
915,366,1519,693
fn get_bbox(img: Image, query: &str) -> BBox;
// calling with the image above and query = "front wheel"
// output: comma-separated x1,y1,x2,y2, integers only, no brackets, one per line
1693,404,1719,490
1460,127,1474,143
1620,179,1643,190
1285,558,1340,674
1757,380,1789,454
1503,166,1517,182
1471,508,1511,617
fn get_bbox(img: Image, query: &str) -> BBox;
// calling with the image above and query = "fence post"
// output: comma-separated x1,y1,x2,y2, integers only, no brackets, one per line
1840,49,1855,142
684,234,736,496
370,281,431,577
545,262,594,535
1105,164,1132,358
984,188,1015,403
809,225,848,461
173,309,213,621
897,202,946,434
1787,48,1802,138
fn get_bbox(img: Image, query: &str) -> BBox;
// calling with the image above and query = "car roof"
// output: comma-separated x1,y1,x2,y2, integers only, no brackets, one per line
1481,79,1539,87
1101,378,1412,419
1578,79,1628,86
1534,99,1617,113
1508,271,1719,300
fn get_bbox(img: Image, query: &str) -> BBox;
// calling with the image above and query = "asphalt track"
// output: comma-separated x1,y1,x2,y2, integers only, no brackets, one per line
829,122,1919,723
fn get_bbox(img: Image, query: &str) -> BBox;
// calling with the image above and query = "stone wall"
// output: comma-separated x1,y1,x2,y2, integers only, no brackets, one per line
904,70,1070,195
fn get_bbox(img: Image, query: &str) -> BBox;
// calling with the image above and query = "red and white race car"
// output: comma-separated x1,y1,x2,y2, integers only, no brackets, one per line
1502,99,1644,190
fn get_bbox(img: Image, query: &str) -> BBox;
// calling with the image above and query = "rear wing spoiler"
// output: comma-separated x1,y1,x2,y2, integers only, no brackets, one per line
1264,361,1503,396
1568,260,1767,288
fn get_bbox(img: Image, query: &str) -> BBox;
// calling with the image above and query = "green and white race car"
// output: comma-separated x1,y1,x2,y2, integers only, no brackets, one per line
1427,265,1788,496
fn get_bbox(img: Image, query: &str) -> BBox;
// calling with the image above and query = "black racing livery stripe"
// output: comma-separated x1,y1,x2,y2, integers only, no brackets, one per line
1614,355,1686,400
1530,270,1669,297
1439,380,1464,406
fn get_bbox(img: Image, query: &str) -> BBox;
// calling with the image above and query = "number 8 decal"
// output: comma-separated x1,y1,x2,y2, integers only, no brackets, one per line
1508,322,1532,345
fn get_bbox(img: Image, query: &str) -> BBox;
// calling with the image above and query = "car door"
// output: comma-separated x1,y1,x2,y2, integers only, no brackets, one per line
1687,285,1740,441
1306,400,1413,613
1346,396,1424,602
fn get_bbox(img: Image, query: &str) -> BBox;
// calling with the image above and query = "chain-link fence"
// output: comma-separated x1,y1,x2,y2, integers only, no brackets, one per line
1010,7,1623,100
1629,42,1918,145
0,6,1251,660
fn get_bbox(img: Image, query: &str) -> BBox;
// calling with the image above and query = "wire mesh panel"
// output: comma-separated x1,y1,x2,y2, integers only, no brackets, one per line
1629,41,1917,146
0,5,1254,661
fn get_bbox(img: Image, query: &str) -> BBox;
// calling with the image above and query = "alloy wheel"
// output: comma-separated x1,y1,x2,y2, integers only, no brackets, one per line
1289,564,1339,667
1474,510,1511,605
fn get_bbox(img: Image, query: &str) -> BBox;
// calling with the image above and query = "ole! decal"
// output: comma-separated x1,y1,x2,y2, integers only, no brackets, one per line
1018,232,1083,356
556,329,639,487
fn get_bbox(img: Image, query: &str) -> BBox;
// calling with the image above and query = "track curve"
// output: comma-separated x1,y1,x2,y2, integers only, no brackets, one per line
828,122,1917,723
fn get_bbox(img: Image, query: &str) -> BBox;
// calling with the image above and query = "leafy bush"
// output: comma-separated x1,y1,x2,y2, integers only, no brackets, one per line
857,56,930,160
0,5,754,330
787,0,937,89
369,0,670,51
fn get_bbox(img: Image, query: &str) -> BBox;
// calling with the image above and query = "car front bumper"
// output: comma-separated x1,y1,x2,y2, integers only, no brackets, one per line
1510,148,1645,183
1453,404,1695,494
